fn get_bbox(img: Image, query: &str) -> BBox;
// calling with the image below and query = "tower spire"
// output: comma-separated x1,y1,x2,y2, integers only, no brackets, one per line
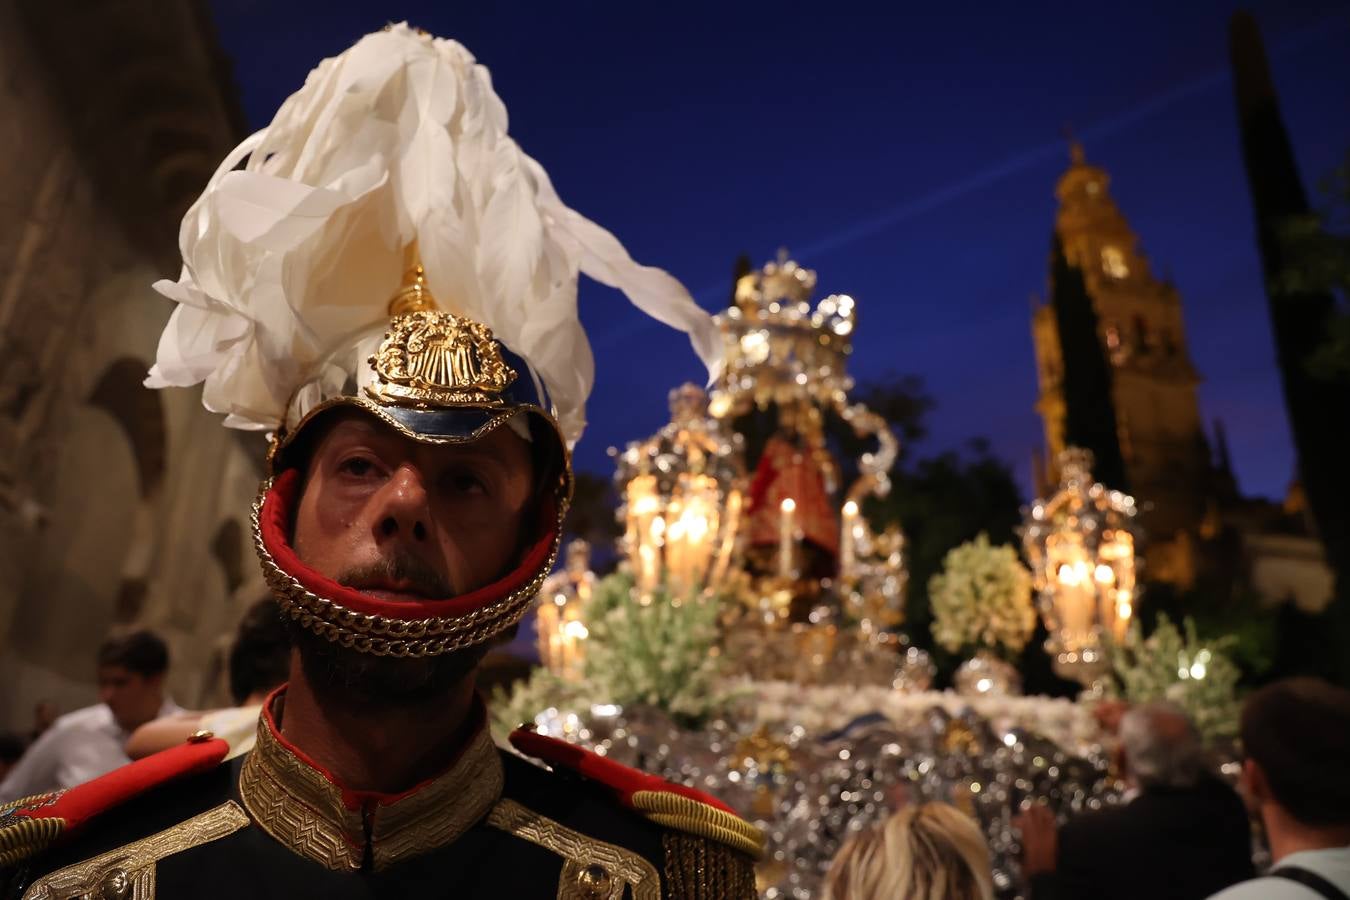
1068,138,1085,166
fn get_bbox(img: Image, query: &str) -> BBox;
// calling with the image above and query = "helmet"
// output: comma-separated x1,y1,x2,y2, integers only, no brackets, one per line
148,25,719,657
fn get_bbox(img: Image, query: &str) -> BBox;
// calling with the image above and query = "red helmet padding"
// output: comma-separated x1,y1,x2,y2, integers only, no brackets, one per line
14,737,228,830
260,468,559,621
509,728,737,816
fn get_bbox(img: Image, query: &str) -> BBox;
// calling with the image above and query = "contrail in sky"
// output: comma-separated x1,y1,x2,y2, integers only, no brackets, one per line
590,9,1349,351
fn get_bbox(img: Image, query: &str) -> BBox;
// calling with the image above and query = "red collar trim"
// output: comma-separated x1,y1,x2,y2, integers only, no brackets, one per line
259,468,558,621
509,728,737,815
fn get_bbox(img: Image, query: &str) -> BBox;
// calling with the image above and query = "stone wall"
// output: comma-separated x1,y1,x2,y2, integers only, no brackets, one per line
0,0,259,731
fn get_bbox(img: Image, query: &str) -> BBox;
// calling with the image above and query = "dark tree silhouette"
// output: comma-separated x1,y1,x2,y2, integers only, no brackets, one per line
1049,232,1129,491
1231,12,1350,681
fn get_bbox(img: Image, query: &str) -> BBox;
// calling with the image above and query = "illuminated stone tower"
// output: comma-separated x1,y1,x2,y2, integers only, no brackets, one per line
1032,144,1211,583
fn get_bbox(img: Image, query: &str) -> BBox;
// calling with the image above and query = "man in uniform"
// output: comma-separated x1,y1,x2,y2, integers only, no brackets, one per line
1,24,760,899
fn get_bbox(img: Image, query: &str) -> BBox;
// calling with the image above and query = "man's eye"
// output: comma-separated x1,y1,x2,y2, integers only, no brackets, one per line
339,457,376,477
446,471,488,495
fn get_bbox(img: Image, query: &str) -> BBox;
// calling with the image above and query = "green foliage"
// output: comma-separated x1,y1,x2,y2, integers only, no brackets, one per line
1143,579,1279,684
1110,613,1242,741
1275,151,1350,382
583,572,729,725
492,572,729,735
928,533,1036,658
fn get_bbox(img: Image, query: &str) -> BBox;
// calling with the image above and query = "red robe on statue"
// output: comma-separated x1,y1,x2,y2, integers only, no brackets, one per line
747,435,839,565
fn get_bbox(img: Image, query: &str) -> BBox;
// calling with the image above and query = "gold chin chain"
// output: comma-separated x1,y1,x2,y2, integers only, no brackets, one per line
249,478,562,658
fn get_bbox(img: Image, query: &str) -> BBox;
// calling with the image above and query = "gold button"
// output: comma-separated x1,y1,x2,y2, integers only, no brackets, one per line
187,730,215,743
577,863,612,898
99,867,130,899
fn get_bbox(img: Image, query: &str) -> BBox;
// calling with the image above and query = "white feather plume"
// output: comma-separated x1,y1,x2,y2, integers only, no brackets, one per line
147,24,719,445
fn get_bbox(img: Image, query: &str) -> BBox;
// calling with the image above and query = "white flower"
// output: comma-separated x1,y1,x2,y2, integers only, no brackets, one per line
928,534,1034,655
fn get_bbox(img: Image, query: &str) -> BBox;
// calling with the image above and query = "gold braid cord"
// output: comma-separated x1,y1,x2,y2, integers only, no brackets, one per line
20,802,248,900
628,791,765,859
0,792,65,868
250,478,563,657
661,832,759,900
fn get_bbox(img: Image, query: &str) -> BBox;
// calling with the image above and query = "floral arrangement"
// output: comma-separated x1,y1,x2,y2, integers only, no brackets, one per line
1110,613,1241,740
581,572,729,724
928,533,1036,657
491,571,729,738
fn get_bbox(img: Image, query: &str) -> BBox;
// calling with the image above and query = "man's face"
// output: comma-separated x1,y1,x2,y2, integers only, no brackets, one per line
97,665,163,731
292,412,536,601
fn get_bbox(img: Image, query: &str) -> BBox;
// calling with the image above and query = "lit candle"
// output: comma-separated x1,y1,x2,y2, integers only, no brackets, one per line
561,618,588,681
1113,588,1132,643
840,500,859,580
779,498,797,580
1055,559,1093,645
642,515,665,595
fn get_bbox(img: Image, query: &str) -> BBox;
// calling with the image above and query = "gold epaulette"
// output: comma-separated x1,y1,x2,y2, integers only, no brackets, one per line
0,791,68,868
508,728,764,898
636,791,763,900
628,790,764,859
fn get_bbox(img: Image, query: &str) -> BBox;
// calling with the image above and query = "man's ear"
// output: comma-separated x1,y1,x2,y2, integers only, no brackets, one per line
1242,758,1270,805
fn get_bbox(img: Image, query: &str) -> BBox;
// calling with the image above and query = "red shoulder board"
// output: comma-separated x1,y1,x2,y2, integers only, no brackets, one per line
0,735,228,867
509,728,764,858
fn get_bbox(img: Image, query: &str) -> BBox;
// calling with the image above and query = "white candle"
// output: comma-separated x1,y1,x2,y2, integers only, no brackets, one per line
840,500,859,579
779,498,797,580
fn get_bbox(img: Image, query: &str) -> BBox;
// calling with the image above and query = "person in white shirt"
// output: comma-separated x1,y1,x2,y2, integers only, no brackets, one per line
0,629,180,801
1209,677,1350,900
126,598,290,761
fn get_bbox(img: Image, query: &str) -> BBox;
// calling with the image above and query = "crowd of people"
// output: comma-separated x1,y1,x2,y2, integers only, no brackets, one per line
816,678,1350,900
0,598,290,802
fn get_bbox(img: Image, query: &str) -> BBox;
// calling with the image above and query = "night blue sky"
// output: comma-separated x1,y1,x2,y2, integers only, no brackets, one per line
210,0,1350,503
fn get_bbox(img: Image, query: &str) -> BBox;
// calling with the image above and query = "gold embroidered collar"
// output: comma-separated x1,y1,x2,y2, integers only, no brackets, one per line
238,691,503,872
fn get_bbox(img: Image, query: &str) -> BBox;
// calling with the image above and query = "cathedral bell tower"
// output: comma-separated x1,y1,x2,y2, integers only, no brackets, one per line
1032,143,1211,584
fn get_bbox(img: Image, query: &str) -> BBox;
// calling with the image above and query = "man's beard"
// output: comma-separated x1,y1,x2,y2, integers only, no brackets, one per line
290,553,487,711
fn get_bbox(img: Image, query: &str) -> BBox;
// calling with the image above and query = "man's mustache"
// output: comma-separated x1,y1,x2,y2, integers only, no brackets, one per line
337,553,452,599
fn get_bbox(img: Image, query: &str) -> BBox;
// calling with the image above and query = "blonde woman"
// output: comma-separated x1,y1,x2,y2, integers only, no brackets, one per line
822,802,995,900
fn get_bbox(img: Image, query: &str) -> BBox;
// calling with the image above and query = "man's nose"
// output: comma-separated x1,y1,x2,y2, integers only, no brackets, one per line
373,464,432,543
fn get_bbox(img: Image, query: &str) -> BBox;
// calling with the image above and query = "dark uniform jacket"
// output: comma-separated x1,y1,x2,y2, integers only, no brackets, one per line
1030,775,1255,900
0,697,760,899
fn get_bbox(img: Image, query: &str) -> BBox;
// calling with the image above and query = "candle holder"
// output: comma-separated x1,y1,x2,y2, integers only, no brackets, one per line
1021,448,1141,689
535,539,595,680
612,384,746,602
